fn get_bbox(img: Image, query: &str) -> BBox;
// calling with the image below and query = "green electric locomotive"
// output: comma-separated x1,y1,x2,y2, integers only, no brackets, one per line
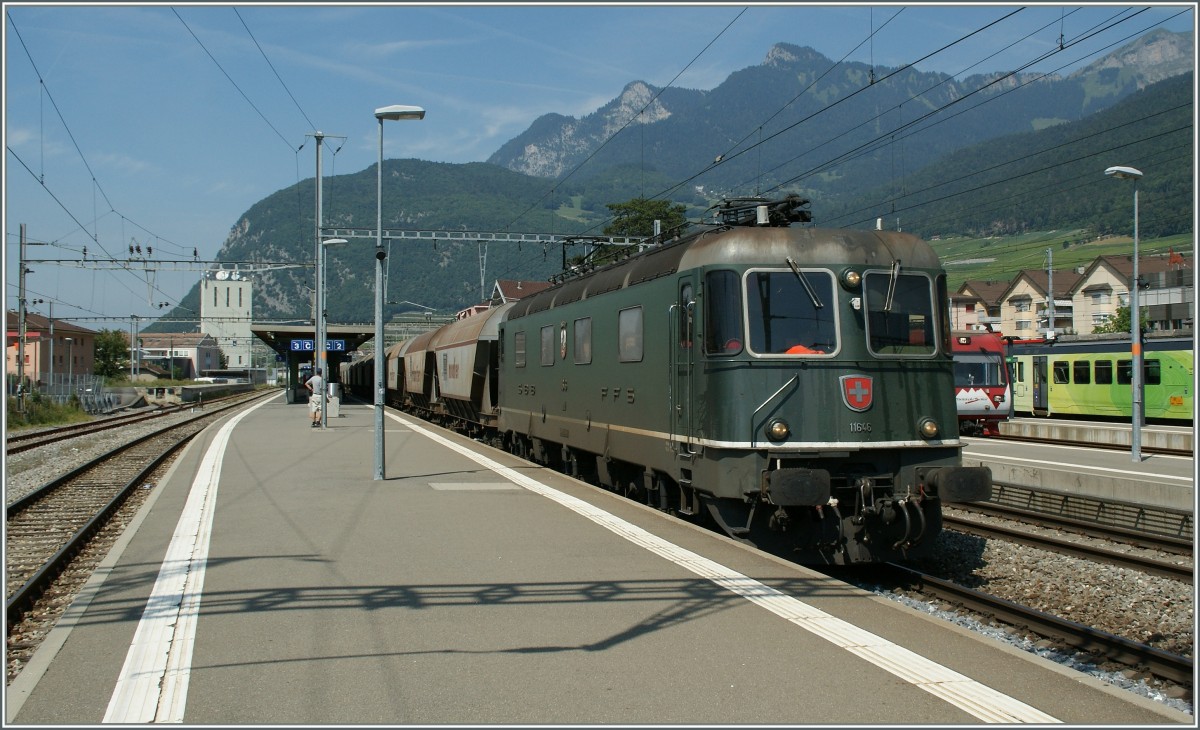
496,197,991,565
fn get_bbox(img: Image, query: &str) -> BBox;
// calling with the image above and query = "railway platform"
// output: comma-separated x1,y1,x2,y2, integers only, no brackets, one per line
7,393,1191,725
966,419,1194,513
997,417,1193,453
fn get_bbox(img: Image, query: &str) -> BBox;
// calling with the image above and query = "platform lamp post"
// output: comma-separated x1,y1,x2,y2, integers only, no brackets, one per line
374,104,426,480
1104,165,1144,462
317,238,349,429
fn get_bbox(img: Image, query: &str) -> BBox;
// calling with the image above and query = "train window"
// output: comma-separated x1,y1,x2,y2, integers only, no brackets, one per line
1095,360,1113,384
745,269,836,355
679,283,694,348
514,332,527,368
1073,361,1090,384
1014,360,1025,383
705,271,743,355
618,306,643,362
1117,359,1132,385
1053,361,1069,384
540,325,555,366
864,271,936,356
574,318,592,365
954,355,1005,387
1146,358,1161,386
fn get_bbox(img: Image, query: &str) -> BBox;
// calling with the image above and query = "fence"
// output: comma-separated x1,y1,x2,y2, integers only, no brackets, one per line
6,372,114,414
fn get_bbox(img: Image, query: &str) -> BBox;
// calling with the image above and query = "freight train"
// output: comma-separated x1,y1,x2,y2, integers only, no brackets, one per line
951,330,1013,435
1005,333,1193,422
342,196,992,565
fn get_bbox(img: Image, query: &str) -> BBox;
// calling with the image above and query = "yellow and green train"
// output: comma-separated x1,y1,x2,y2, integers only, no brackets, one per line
1007,335,1193,422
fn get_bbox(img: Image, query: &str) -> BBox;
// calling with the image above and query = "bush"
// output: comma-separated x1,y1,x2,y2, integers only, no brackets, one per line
6,392,91,429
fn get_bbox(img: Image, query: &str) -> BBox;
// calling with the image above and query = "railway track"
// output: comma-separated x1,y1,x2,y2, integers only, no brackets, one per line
943,511,1192,583
879,563,1194,687
5,393,245,455
5,391,273,633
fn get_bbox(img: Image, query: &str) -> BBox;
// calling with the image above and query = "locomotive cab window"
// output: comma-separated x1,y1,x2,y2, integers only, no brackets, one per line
679,283,694,348
745,268,836,355
705,270,743,354
864,270,937,356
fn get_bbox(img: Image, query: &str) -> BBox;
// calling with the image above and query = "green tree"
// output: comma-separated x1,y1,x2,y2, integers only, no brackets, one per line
94,328,130,378
1091,305,1147,335
603,197,688,237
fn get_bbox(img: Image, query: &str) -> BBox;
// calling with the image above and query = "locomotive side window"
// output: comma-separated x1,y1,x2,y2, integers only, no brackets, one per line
864,271,937,356
744,269,835,355
705,270,743,354
1095,360,1113,384
1073,361,1090,384
618,306,643,362
574,317,592,365
514,331,527,368
540,325,555,366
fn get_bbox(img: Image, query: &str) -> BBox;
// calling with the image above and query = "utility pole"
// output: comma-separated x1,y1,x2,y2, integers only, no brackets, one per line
18,224,28,409
1046,248,1055,339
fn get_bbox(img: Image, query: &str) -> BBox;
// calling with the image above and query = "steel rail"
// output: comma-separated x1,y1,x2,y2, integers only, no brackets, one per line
942,513,1192,584
885,564,1194,686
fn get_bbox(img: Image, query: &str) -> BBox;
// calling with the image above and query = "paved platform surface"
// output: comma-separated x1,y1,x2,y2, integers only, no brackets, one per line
7,394,1191,725
964,421,1194,511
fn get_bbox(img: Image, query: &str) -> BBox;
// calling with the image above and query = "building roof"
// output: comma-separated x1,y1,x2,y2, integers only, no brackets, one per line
1001,268,1084,301
956,280,1010,307
491,279,552,304
6,311,97,336
137,332,220,349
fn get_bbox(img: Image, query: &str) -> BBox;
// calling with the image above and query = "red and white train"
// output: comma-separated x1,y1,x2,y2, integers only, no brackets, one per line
951,330,1013,435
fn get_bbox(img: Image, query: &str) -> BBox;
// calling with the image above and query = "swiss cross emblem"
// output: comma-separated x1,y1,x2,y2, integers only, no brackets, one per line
840,375,873,412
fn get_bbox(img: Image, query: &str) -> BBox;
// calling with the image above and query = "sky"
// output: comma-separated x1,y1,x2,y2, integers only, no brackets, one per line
4,2,1196,328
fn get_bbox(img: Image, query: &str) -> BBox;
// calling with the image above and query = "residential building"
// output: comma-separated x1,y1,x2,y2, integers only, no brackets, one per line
5,310,97,388
136,332,222,381
951,280,1008,332
997,268,1082,338
954,251,1193,339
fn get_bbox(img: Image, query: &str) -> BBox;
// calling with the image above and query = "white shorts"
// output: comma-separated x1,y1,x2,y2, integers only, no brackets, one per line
309,394,322,413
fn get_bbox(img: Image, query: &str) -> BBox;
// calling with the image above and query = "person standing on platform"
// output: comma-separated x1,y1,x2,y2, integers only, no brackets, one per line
305,367,324,427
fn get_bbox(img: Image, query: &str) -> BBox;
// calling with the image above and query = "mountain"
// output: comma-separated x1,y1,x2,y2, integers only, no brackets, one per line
824,71,1194,240
146,29,1193,333
488,30,1193,207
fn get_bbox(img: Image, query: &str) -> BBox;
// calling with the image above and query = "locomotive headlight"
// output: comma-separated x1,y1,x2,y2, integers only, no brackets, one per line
766,418,791,441
919,418,940,439
841,269,862,289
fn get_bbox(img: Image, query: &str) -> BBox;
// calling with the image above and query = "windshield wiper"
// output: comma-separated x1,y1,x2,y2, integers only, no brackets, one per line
786,256,823,309
883,259,901,312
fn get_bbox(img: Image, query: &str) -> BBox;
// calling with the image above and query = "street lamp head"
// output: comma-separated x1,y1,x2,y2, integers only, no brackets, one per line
322,238,349,247
375,104,425,121
1105,165,1143,181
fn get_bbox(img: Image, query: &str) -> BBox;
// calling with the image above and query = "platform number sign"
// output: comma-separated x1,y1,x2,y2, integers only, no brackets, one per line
290,339,346,352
